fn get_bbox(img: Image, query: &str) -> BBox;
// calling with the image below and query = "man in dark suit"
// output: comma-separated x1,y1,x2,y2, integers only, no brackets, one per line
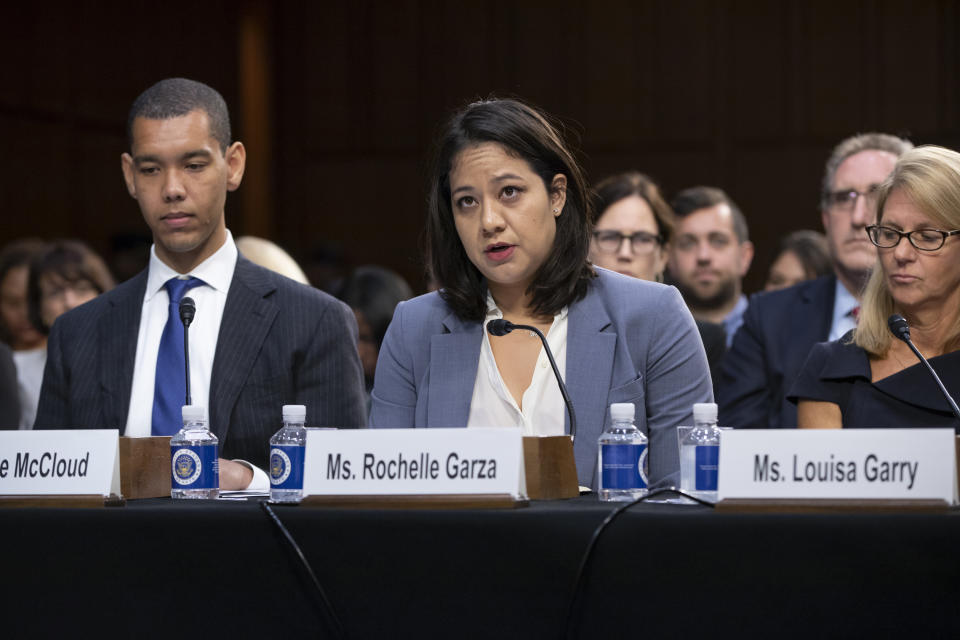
717,133,912,428
35,78,366,489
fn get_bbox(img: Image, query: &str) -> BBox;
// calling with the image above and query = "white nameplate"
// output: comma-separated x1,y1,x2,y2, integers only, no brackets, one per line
717,429,957,504
304,428,525,498
0,430,121,497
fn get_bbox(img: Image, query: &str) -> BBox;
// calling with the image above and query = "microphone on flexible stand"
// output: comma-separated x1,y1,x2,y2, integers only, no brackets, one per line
487,318,577,440
179,297,196,407
887,313,960,426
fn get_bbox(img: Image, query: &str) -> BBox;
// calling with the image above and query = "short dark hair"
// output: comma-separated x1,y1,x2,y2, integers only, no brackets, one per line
772,230,832,280
28,240,115,334
0,239,48,345
426,98,595,322
127,78,231,152
336,266,413,348
593,171,675,245
670,186,749,243
820,132,913,210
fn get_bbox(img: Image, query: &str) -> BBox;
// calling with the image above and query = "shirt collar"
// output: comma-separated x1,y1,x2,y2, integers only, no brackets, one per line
483,292,568,324
831,278,859,327
145,230,238,301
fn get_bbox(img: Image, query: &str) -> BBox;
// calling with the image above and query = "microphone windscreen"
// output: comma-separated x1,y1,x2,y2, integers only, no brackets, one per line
487,319,513,336
888,314,910,342
180,296,197,326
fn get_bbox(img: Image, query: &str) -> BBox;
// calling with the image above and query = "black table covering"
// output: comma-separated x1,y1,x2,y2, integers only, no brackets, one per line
2,497,958,638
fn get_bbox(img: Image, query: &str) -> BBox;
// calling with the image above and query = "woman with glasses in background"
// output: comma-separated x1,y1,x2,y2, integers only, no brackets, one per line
791,146,960,429
589,172,727,391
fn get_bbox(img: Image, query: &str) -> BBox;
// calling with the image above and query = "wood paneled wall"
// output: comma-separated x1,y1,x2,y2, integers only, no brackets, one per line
2,1,959,293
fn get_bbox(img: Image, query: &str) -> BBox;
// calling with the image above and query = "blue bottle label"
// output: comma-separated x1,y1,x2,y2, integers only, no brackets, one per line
601,443,648,490
171,445,219,490
695,445,719,491
270,445,305,489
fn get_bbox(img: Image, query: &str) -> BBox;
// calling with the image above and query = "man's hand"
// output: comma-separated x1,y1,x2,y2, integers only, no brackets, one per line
219,458,254,490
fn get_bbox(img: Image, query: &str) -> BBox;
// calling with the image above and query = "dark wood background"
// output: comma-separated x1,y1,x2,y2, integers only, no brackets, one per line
3,0,958,293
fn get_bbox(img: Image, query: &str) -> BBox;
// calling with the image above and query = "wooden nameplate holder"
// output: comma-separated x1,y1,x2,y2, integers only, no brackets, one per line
522,435,579,500
0,494,124,508
119,436,170,499
301,494,527,509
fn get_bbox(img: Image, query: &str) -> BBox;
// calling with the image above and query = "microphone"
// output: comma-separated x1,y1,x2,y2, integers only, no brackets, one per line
887,313,960,425
179,297,196,406
486,318,577,440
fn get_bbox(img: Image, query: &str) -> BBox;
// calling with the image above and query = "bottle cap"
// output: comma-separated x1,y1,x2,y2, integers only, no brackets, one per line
283,404,307,421
610,403,635,422
693,402,718,423
181,405,206,421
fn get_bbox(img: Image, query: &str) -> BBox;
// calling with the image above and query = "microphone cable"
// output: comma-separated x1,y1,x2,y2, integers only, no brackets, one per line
260,501,346,640
563,487,715,639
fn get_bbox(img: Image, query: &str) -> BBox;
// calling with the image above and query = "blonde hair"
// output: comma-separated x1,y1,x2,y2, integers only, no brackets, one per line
235,236,310,286
854,145,960,356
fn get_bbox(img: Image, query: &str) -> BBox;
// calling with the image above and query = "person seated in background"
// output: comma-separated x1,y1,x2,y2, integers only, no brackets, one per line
791,146,960,429
589,171,726,391
717,133,912,428
369,98,712,489
235,235,311,285
0,343,19,428
764,230,832,291
666,186,754,347
20,240,116,427
0,239,49,427
336,266,413,403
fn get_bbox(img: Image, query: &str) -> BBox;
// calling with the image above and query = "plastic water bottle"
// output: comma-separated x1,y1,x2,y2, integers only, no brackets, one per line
680,402,721,502
597,403,648,502
269,404,307,503
170,405,219,499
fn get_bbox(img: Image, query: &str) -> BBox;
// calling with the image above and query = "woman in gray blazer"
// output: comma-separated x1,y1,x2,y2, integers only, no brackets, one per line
369,98,712,489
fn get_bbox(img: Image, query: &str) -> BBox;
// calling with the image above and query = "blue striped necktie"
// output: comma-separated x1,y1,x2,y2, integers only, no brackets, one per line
152,276,204,436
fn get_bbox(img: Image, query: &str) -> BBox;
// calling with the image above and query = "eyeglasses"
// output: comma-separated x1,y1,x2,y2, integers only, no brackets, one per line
866,225,960,251
826,188,877,210
592,230,662,255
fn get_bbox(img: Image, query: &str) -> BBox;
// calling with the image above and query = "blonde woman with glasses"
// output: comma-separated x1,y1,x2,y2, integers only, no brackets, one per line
791,146,960,429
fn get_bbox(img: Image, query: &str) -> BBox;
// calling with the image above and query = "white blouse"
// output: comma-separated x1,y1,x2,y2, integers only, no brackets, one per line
466,295,568,436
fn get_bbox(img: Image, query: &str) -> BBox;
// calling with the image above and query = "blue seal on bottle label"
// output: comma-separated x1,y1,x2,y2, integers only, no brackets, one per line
171,445,219,489
269,445,305,489
695,445,719,491
601,443,648,490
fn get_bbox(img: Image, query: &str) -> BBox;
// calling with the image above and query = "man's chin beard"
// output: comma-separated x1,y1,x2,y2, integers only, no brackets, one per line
676,278,738,311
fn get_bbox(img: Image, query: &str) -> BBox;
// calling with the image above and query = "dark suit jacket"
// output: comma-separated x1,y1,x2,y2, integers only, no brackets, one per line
717,275,835,428
0,342,19,429
35,256,366,468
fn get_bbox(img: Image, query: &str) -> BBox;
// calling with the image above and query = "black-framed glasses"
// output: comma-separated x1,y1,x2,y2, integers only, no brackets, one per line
826,188,877,210
866,225,960,251
592,230,663,255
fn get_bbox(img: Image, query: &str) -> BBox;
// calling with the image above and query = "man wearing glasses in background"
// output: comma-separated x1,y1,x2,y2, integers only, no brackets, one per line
718,133,914,429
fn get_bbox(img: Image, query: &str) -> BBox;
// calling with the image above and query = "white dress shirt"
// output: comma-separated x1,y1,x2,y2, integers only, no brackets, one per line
14,347,46,429
125,231,267,490
466,295,568,435
828,279,860,341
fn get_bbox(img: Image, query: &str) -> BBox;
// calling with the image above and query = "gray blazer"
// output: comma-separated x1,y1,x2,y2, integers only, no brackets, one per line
369,269,713,488
35,256,367,468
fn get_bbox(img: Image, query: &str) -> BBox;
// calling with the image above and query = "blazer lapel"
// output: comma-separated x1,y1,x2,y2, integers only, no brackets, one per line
805,275,837,342
565,285,617,439
426,310,483,427
209,258,278,442
99,272,146,429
